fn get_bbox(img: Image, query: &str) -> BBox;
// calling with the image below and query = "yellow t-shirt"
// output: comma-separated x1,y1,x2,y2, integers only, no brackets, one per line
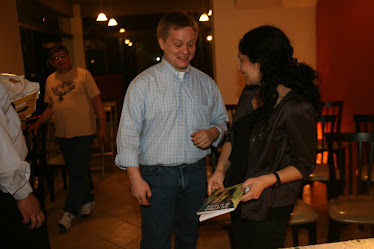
44,67,100,138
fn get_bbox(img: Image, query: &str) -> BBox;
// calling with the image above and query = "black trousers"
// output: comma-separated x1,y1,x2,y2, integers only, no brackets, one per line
230,205,294,249
0,192,50,249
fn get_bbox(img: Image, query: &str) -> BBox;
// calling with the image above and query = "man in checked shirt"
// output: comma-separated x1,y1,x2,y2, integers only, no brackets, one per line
115,11,228,249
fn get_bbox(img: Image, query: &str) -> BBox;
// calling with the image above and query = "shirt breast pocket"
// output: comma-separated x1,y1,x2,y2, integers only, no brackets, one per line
189,102,212,130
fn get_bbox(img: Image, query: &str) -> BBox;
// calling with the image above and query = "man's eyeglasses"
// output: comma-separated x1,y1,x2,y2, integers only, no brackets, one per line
51,53,67,61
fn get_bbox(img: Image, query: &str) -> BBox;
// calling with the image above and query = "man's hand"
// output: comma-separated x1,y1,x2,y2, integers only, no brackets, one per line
130,179,152,206
191,127,219,149
127,167,152,206
16,193,45,229
27,122,40,136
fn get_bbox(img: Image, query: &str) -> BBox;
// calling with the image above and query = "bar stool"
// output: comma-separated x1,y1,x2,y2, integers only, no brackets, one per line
91,100,118,176
103,100,118,161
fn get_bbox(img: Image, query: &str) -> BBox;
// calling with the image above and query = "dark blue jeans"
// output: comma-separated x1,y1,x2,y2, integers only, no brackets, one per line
140,159,207,249
57,135,94,214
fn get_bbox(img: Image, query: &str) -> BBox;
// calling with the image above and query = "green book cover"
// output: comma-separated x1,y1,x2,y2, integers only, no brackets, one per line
197,183,245,222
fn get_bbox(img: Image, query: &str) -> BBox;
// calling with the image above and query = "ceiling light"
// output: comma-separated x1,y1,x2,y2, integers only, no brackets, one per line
128,42,133,47
96,12,108,21
119,28,126,33
124,39,130,44
199,13,209,22
96,0,107,21
208,10,213,16
107,0,117,26
108,18,118,26
206,35,213,41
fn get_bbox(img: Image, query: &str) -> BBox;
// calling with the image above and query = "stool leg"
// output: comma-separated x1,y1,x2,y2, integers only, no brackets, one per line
308,222,317,245
62,166,67,189
328,218,340,242
89,170,94,190
292,226,299,246
46,166,55,202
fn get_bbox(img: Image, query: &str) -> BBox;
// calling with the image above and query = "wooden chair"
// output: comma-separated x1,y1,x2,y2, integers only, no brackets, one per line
325,133,374,242
308,115,338,183
288,199,318,246
354,115,374,183
354,114,374,133
319,101,343,132
91,101,118,176
45,121,67,202
25,123,47,209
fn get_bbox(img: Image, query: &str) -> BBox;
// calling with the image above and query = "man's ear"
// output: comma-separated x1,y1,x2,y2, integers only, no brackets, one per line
158,38,165,51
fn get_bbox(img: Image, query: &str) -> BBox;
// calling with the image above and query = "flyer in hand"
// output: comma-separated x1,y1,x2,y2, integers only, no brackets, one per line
197,183,246,222
12,91,38,118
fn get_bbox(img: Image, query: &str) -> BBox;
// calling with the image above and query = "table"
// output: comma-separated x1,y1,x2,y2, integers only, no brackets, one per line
284,238,374,249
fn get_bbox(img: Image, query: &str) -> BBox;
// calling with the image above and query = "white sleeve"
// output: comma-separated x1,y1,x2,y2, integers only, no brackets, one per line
0,84,32,200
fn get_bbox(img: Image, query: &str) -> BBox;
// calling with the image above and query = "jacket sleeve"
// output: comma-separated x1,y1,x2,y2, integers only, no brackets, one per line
285,100,317,178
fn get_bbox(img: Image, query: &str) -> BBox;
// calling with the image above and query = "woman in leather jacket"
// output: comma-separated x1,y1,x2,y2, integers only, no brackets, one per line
207,26,320,249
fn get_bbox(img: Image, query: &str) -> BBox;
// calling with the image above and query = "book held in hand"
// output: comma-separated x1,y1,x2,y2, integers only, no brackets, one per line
197,183,248,222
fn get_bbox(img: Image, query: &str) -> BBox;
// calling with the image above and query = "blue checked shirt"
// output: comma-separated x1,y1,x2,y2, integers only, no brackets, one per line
115,58,228,168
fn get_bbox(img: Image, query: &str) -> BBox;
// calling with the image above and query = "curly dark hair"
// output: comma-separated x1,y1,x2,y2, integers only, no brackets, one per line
239,25,320,113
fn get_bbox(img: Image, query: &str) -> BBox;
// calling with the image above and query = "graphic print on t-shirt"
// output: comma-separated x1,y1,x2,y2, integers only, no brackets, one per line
52,80,75,103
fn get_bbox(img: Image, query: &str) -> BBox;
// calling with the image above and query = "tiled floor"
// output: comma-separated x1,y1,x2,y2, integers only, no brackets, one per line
45,158,373,249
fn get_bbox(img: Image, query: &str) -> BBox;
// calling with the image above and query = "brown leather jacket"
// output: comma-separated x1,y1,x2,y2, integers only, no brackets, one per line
226,87,316,221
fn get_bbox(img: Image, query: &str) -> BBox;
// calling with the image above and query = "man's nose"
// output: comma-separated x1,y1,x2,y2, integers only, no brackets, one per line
181,45,188,54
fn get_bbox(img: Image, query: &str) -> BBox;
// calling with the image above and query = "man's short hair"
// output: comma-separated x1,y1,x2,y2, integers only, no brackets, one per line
48,44,69,60
157,11,198,41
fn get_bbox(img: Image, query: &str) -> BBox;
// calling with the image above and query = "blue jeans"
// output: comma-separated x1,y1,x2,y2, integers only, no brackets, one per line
57,135,94,214
140,159,207,249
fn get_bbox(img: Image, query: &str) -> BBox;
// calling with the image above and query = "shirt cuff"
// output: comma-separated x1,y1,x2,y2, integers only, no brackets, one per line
13,182,33,200
114,154,139,170
210,125,225,147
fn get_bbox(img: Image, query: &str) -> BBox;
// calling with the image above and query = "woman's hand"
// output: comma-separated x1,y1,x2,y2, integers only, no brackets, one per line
240,174,275,202
207,169,226,196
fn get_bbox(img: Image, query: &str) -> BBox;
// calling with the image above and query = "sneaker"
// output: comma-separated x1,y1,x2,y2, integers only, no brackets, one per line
79,201,96,216
58,212,75,232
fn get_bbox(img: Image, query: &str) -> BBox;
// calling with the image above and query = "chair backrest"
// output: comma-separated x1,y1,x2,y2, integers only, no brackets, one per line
319,101,343,132
325,133,374,199
316,115,336,163
225,104,237,131
353,114,374,133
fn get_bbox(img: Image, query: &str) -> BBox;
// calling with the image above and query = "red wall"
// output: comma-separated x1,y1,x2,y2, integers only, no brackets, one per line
317,0,374,132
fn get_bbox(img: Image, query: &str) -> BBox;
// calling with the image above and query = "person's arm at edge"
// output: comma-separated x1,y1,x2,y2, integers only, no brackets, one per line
207,141,232,195
27,104,53,135
240,166,303,202
91,94,108,144
126,167,152,206
191,87,228,149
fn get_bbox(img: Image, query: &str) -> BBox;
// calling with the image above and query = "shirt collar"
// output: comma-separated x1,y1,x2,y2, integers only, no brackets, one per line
160,57,191,80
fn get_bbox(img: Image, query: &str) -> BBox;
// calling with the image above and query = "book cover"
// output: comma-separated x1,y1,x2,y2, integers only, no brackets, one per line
197,183,246,222
12,91,38,118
